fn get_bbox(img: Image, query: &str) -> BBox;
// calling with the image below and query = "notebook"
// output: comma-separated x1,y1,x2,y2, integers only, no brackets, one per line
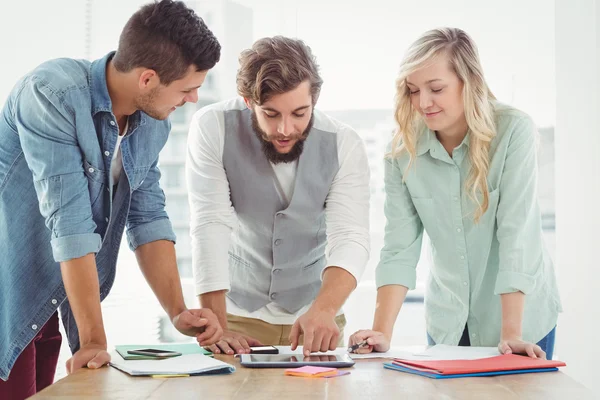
384,354,565,379
115,343,212,360
109,353,235,376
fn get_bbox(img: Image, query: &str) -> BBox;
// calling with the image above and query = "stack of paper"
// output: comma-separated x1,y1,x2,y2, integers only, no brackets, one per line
285,366,349,378
384,354,566,379
109,353,235,376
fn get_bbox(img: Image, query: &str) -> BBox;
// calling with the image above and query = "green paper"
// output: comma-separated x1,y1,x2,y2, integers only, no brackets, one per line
115,343,213,360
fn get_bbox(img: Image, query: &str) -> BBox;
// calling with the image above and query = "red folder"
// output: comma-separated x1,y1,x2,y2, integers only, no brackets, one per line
392,354,566,375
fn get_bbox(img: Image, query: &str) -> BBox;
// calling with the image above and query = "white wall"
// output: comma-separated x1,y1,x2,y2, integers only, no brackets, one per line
0,0,86,105
555,0,600,393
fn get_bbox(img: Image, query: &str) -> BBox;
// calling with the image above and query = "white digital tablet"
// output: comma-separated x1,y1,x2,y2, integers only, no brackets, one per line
239,353,355,368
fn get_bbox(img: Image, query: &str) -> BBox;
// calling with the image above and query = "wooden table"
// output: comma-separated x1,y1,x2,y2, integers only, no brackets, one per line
32,356,595,400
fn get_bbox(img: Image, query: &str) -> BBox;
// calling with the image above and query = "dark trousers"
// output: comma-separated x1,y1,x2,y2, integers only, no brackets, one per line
0,312,62,400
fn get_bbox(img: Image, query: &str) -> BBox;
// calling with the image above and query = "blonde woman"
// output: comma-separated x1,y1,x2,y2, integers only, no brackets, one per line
349,28,561,359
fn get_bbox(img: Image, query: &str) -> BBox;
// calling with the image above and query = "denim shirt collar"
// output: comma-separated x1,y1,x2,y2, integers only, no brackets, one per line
89,51,146,132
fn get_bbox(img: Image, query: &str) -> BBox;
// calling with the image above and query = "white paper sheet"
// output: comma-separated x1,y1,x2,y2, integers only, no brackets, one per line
349,344,500,360
348,346,429,360
109,352,235,376
416,344,500,360
350,351,424,360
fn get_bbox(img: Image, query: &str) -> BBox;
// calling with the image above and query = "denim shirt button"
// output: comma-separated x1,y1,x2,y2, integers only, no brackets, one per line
51,299,57,305
109,121,116,126
88,167,94,173
32,324,38,330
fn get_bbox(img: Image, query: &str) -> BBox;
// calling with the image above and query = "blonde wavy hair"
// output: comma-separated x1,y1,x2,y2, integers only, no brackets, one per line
390,27,496,222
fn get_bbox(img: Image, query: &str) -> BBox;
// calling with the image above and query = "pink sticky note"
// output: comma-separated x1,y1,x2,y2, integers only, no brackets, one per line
285,366,337,375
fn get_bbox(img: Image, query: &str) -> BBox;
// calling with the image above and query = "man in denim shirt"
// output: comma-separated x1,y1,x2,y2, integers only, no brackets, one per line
0,1,223,397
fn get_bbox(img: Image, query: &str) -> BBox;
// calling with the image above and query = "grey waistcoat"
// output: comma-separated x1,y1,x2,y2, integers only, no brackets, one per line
222,108,338,314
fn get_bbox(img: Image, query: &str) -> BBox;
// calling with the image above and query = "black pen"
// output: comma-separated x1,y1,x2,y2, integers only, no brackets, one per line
347,340,369,353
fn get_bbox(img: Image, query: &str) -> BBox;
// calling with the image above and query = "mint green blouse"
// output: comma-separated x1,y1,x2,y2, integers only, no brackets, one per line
376,102,562,346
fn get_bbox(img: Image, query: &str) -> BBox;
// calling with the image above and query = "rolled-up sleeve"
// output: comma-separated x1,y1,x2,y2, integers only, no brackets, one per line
494,116,544,295
126,158,176,251
15,77,100,262
375,156,424,290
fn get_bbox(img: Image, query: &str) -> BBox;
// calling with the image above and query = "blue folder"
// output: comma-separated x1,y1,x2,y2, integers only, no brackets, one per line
384,362,558,379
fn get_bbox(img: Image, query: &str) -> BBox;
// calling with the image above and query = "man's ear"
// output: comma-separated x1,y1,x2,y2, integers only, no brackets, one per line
138,69,159,90
243,97,253,109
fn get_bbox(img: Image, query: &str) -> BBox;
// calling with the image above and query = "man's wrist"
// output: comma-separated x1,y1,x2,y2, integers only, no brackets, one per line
309,302,338,318
79,328,108,348
198,290,228,328
167,303,187,321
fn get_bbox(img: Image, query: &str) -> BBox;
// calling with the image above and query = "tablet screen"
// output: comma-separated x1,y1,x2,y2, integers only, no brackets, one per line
240,353,355,368
249,354,341,363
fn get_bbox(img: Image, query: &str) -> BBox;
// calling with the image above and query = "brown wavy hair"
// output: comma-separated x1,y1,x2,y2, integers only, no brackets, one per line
237,36,323,105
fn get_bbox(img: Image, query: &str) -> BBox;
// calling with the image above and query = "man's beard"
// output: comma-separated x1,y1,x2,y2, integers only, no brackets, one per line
251,111,314,164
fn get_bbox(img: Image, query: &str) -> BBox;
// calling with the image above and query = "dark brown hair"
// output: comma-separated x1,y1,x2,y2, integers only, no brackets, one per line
113,0,221,85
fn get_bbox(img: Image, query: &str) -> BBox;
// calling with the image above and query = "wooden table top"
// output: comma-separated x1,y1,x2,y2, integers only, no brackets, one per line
32,355,595,400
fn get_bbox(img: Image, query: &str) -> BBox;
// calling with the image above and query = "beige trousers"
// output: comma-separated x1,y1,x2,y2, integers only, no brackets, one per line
227,313,347,347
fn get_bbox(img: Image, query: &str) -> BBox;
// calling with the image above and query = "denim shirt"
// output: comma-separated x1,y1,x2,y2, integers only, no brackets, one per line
0,52,176,380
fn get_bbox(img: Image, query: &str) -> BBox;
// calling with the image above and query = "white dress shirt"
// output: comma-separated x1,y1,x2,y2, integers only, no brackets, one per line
186,98,370,324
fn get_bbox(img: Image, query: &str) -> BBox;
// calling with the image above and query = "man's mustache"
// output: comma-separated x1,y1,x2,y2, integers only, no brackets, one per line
261,133,308,141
